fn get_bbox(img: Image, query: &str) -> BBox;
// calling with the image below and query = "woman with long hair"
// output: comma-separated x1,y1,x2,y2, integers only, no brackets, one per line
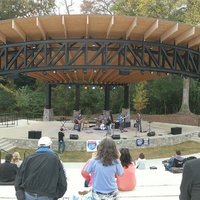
116,148,136,191
83,137,123,200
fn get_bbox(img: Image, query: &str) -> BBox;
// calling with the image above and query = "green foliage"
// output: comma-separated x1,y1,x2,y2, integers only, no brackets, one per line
52,85,75,116
0,90,16,112
132,81,148,112
146,77,182,114
190,80,200,114
80,87,104,115
0,0,56,20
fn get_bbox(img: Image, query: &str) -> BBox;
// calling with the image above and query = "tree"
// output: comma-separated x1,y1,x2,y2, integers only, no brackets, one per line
80,0,115,14
0,0,56,20
113,0,200,114
132,81,148,113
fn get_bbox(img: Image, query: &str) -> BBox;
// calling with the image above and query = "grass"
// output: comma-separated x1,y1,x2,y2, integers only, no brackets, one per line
9,141,200,162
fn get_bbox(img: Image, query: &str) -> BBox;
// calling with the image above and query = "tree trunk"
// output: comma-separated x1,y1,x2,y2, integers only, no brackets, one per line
179,77,191,114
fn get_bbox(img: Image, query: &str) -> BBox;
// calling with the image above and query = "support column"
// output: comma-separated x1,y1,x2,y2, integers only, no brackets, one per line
123,84,129,108
74,84,80,111
43,84,54,121
122,85,131,127
104,84,110,110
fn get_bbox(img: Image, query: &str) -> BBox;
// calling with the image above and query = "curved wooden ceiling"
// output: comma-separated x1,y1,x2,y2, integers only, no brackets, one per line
0,15,199,85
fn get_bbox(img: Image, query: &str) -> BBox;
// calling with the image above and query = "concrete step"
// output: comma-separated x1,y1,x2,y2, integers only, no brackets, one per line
0,138,15,151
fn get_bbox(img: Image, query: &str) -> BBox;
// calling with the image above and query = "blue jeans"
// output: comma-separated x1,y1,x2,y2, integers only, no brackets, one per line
58,141,65,153
25,192,53,200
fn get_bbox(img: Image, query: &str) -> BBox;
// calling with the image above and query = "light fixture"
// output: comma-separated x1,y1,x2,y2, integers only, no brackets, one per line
92,86,95,90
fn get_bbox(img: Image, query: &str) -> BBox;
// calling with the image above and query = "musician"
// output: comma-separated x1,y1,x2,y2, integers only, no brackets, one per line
105,116,112,135
136,113,142,132
74,113,82,132
118,113,126,133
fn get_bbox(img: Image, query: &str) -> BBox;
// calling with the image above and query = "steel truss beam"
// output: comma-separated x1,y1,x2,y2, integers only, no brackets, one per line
0,39,199,81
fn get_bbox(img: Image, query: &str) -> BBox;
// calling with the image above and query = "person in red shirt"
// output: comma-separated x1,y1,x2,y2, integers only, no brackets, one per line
116,148,136,191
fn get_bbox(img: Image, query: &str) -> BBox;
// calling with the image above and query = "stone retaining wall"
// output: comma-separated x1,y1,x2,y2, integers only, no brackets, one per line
6,131,199,151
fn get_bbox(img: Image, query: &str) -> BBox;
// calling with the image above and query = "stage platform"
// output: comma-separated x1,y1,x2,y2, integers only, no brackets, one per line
0,119,199,151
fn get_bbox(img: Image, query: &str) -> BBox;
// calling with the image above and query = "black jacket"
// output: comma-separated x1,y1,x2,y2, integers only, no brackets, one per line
180,158,200,200
0,161,18,182
15,148,67,199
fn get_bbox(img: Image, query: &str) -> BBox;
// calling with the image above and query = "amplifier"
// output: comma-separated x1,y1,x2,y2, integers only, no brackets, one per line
147,131,156,137
111,134,120,140
171,127,182,135
69,134,79,140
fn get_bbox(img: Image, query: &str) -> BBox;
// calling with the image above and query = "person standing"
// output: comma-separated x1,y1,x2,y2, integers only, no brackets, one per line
118,113,125,133
0,153,18,184
15,136,67,200
136,113,142,132
58,128,65,153
83,137,123,200
179,158,200,200
116,148,136,191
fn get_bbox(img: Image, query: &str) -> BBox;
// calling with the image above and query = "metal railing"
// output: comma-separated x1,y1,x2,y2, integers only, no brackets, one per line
0,149,9,164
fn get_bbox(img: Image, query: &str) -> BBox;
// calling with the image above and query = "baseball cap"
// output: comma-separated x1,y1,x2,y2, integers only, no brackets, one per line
38,136,52,147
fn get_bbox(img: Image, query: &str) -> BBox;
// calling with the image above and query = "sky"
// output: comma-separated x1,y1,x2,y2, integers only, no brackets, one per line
56,0,82,14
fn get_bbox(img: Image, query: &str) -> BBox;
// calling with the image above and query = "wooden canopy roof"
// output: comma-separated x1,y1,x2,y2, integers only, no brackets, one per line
0,15,200,85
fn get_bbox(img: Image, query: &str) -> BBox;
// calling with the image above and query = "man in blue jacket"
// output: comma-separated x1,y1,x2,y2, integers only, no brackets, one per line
15,136,67,200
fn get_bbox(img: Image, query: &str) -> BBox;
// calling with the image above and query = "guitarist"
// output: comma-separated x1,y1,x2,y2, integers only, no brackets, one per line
74,113,82,132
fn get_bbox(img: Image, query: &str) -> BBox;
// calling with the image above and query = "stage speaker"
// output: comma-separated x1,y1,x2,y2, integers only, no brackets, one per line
147,131,155,137
112,134,120,140
115,122,120,129
28,131,42,139
70,134,79,140
171,127,182,135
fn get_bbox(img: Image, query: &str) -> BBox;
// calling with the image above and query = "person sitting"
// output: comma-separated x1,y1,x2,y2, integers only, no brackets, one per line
163,150,185,172
12,152,22,168
136,152,146,169
116,148,136,191
0,153,18,185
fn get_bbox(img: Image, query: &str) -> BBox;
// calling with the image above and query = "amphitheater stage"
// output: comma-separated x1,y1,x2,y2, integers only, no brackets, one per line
0,119,199,151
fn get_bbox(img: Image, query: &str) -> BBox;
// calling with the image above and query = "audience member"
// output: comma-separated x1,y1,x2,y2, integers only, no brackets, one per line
15,136,67,200
163,150,185,172
0,153,18,184
12,152,22,168
180,158,200,200
83,137,123,200
81,152,97,187
136,152,146,169
58,128,65,153
116,148,136,191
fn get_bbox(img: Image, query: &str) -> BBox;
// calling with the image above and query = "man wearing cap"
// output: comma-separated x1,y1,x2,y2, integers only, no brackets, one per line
15,137,67,200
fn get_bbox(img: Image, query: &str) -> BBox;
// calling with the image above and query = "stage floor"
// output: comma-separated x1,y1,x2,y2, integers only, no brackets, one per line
0,119,199,141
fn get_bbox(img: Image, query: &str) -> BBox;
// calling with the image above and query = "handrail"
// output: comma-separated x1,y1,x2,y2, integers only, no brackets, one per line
0,149,9,164
23,150,32,159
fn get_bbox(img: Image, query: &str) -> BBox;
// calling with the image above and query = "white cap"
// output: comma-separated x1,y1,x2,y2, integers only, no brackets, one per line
38,137,52,147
